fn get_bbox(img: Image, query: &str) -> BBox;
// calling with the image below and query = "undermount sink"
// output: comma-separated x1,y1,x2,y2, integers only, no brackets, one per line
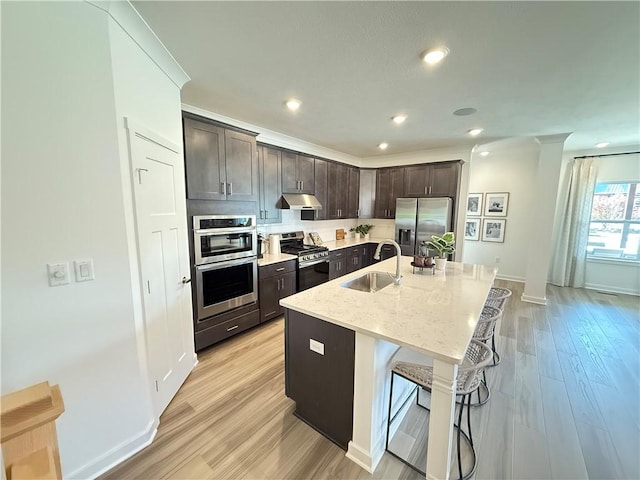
341,271,396,293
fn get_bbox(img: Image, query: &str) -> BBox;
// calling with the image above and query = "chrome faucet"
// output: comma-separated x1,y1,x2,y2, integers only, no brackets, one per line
373,239,403,285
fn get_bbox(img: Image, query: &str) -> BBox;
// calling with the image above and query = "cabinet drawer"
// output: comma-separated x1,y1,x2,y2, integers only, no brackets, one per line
331,249,346,259
194,308,260,349
259,260,296,279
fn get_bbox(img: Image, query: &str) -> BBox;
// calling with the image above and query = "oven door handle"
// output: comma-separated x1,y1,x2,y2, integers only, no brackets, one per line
299,258,330,268
194,227,255,235
196,257,256,271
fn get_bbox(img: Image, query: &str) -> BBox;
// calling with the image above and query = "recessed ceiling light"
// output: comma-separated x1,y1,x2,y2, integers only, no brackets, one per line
453,107,477,116
378,142,389,150
468,128,484,136
286,99,301,111
595,142,609,148
480,151,490,157
422,47,449,65
392,114,407,124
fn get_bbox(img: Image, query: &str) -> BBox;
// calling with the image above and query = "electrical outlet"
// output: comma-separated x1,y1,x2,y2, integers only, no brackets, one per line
309,339,325,355
495,257,501,264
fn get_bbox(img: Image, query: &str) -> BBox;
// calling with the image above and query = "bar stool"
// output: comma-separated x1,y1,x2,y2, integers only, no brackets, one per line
385,340,494,479
484,287,512,366
470,304,501,405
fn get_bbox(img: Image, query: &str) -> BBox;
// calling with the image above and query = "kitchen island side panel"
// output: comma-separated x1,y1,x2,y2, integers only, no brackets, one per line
285,309,355,450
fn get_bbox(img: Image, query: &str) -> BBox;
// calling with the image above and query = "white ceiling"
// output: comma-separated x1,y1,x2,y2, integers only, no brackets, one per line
133,1,640,157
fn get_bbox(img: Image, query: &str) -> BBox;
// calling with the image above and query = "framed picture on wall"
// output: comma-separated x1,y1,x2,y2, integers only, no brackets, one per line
484,192,509,217
466,193,483,216
482,219,506,243
464,218,481,241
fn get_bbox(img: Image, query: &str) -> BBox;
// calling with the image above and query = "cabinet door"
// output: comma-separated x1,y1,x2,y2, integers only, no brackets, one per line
183,118,226,200
329,250,347,279
258,146,282,224
428,162,459,197
297,155,315,194
313,158,328,220
225,129,258,201
388,168,405,218
279,271,296,299
374,169,390,218
404,165,430,197
281,152,299,193
328,162,347,219
347,247,361,273
259,276,281,322
329,258,347,279
347,167,360,218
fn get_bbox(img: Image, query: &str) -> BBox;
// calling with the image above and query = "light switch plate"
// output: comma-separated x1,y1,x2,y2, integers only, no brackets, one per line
309,338,325,355
47,263,70,286
74,259,95,282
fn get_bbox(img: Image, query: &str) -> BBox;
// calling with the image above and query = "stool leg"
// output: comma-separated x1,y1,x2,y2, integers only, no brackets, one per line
457,394,465,480
385,371,395,450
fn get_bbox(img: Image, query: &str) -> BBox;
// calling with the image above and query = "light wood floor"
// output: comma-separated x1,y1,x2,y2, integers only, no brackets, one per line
101,281,640,479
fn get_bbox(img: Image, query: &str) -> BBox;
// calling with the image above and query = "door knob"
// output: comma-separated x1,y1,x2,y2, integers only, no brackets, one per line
182,277,191,284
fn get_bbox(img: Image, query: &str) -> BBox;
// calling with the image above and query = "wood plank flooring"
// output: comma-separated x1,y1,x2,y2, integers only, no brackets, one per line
101,281,639,479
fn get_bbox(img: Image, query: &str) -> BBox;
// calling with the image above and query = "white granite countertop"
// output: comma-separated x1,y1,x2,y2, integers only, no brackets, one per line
257,252,297,267
321,237,385,251
280,256,497,364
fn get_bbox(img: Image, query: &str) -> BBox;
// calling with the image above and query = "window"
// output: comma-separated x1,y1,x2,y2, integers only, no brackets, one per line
588,182,640,260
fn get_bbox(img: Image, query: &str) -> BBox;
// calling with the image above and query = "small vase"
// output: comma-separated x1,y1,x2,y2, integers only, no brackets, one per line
354,232,361,240
364,233,370,241
434,258,447,270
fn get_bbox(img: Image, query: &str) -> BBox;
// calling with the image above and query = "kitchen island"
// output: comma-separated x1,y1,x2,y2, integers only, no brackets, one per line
280,256,497,480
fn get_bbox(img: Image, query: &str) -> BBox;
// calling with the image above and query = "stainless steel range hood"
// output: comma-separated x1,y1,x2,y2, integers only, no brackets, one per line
278,193,323,210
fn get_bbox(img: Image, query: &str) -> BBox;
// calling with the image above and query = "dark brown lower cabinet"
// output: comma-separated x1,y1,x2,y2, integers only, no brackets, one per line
259,260,296,322
346,246,362,273
285,309,355,450
329,250,347,279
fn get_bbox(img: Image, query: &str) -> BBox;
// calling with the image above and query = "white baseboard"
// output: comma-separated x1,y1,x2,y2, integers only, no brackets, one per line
521,294,547,305
346,441,376,473
66,418,158,479
585,283,639,296
495,274,525,283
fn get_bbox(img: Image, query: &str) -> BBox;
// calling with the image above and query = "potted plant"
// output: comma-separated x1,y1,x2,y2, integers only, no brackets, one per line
423,232,455,270
350,224,374,241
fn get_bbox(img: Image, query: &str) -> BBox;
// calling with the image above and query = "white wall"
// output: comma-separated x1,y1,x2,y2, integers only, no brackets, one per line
461,139,540,281
1,2,188,477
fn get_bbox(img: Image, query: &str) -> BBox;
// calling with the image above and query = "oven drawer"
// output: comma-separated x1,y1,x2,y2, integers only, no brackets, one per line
259,259,296,279
194,308,260,350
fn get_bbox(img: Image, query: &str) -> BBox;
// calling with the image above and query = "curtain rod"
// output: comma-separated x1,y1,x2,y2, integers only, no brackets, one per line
574,151,640,159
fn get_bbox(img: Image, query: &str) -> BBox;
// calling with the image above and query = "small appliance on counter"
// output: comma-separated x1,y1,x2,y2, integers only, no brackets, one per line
269,234,281,255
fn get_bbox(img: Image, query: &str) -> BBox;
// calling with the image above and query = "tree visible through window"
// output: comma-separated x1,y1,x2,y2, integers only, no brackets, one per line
588,182,640,260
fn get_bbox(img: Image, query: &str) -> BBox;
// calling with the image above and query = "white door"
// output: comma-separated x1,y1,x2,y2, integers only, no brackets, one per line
127,120,195,416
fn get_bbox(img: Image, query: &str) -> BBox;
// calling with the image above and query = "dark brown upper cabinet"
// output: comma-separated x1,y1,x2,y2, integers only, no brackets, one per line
374,168,405,218
183,113,258,201
282,152,315,194
258,145,282,224
312,158,329,220
404,162,460,198
327,163,359,219
346,166,360,218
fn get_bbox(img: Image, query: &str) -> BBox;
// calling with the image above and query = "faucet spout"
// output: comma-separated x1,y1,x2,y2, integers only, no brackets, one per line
373,239,403,285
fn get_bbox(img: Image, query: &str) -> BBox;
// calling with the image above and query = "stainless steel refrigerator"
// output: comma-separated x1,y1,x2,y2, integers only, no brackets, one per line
395,197,453,256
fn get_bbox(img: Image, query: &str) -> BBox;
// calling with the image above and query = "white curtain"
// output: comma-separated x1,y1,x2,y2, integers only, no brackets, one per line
549,157,599,287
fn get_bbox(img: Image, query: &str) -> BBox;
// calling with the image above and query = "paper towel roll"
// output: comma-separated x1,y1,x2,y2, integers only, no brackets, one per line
269,234,281,254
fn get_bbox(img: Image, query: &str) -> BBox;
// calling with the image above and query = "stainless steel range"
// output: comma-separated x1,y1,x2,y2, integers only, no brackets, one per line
279,231,330,291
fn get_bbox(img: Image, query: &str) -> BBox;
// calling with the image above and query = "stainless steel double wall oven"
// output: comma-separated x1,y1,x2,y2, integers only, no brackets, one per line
193,215,258,321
